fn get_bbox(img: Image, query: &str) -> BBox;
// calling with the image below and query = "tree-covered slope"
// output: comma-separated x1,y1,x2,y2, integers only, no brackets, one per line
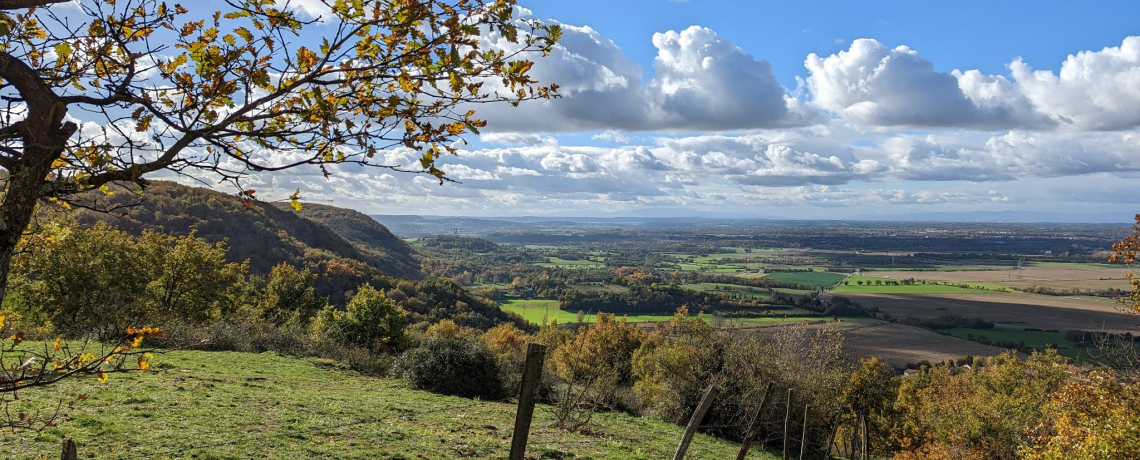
66,181,419,278
274,202,420,278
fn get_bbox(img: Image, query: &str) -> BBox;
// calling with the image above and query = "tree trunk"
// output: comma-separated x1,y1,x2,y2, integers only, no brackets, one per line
0,155,54,305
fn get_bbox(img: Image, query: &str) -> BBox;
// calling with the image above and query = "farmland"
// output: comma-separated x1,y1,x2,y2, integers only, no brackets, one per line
406,217,1140,370
843,292,1140,333
499,298,825,326
871,264,1136,293
763,271,845,288
832,275,1005,294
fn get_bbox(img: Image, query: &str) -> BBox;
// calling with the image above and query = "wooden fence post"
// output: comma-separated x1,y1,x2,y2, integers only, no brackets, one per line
825,415,840,460
798,404,809,460
672,383,718,460
60,438,77,460
783,388,793,460
734,382,774,460
509,343,546,460
859,412,868,460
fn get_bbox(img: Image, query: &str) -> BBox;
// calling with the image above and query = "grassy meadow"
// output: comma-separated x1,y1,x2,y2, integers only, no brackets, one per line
0,350,776,459
499,299,823,326
831,275,1006,294
763,271,845,288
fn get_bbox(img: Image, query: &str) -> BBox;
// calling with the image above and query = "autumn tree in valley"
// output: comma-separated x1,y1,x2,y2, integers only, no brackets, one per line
1110,214,1140,313
0,0,560,304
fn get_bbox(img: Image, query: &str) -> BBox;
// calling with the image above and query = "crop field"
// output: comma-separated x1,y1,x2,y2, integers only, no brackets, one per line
535,257,605,269
764,271,845,288
839,322,1007,367
741,320,1006,367
499,299,822,326
570,283,631,294
831,275,1004,294
843,292,1140,333
943,326,1089,360
681,282,773,298
871,264,1136,292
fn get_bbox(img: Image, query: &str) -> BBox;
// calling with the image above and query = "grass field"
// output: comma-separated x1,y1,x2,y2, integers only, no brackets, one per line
535,257,606,269
681,283,774,298
499,299,824,326
764,271,845,288
0,350,775,459
943,326,1088,359
831,275,1003,294
872,265,1136,292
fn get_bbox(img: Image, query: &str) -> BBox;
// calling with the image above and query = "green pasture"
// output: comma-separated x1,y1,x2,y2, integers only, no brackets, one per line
763,271,845,288
0,350,776,459
499,299,825,326
831,275,1006,294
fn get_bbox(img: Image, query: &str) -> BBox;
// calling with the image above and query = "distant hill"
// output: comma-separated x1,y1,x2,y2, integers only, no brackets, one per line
66,182,419,278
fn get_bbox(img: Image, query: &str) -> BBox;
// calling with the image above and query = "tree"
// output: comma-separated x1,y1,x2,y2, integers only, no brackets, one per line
138,230,247,323
16,222,151,338
258,263,326,326
1021,370,1140,460
10,221,246,336
315,283,406,351
0,0,560,305
1110,214,1140,313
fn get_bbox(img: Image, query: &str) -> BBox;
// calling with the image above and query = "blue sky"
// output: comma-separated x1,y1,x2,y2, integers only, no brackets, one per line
216,1,1140,221
525,1,1140,89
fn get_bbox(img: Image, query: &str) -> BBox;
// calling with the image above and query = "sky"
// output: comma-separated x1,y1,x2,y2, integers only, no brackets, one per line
222,2,1140,220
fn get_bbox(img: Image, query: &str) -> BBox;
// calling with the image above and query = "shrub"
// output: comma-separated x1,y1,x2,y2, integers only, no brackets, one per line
258,263,327,326
314,284,406,351
399,337,504,400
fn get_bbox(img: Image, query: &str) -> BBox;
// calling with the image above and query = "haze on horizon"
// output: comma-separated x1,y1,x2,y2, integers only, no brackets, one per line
193,0,1140,222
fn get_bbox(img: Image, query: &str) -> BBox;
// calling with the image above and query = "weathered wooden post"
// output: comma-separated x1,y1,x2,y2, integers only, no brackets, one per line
799,404,809,460
825,415,840,460
783,388,793,460
509,343,547,460
672,383,718,460
859,412,868,460
60,438,77,460
735,382,774,460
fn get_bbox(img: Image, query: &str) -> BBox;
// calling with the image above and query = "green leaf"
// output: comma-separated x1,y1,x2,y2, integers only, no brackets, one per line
54,42,72,61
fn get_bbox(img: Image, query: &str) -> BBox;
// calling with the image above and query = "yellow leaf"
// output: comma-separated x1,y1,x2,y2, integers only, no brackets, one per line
96,372,108,383
138,357,149,371
53,337,61,352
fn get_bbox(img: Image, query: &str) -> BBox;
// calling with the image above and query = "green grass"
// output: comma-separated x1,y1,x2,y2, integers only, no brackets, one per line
0,350,776,459
831,275,1006,294
944,326,1088,360
535,257,606,269
499,299,825,326
681,283,774,298
763,271,845,288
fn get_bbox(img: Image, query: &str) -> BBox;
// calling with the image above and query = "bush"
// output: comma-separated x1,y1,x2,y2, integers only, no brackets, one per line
160,319,393,376
399,337,504,399
258,263,327,326
314,284,407,351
